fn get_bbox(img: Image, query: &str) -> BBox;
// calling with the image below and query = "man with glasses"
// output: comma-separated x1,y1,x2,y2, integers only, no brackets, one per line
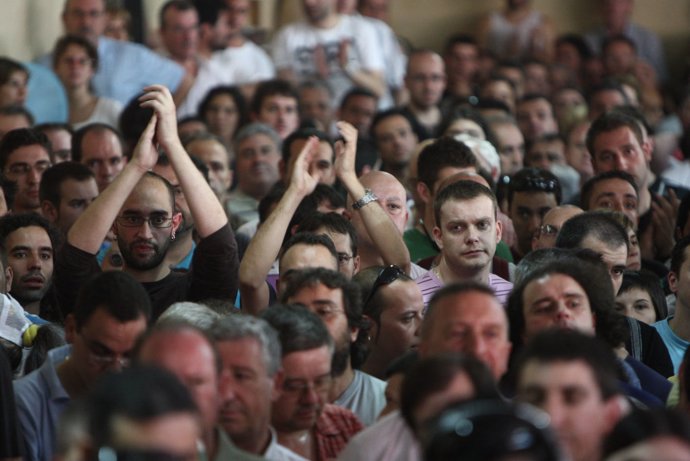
531,204,583,251
402,50,446,140
506,167,562,262
14,271,150,461
281,267,386,426
71,123,126,192
55,85,238,319
262,304,364,459
0,128,52,214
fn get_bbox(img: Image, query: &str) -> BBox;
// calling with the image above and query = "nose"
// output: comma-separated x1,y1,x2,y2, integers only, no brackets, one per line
136,220,154,239
614,154,627,171
27,166,40,184
27,253,42,270
543,395,565,430
300,384,320,405
555,301,571,323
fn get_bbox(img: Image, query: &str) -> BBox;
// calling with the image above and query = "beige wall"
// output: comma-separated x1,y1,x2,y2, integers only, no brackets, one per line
2,0,689,81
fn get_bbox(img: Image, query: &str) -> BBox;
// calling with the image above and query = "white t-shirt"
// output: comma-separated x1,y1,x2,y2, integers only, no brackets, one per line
211,41,276,85
72,97,122,130
176,57,227,118
272,15,385,105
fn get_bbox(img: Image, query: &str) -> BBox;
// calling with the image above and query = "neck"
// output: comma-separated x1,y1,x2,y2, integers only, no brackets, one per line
360,350,387,379
18,299,41,316
638,185,652,216
437,257,490,285
276,428,313,460
671,303,690,341
408,104,440,130
12,203,40,215
232,428,272,456
164,231,193,268
204,429,219,461
124,262,171,284
329,361,355,402
57,356,89,398
227,33,246,48
66,85,94,104
313,12,339,29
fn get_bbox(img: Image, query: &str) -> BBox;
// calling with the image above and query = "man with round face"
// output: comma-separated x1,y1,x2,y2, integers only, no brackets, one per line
40,162,99,235
185,134,233,198
0,128,53,214
0,214,58,318
417,180,512,307
515,330,625,461
160,1,199,65
403,50,446,139
339,89,378,136
255,92,300,140
490,118,525,176
516,95,559,142
582,171,639,226
419,283,512,380
531,205,583,251
281,268,386,427
370,110,419,183
282,130,336,187
72,124,127,192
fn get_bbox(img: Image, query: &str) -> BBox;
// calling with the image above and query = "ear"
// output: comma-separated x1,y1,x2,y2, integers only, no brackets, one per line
432,225,444,250
271,368,285,402
64,314,77,344
668,271,679,294
641,138,653,163
171,211,183,234
417,181,432,205
495,217,503,243
41,201,58,223
362,314,378,343
4,265,13,293
350,325,359,343
352,254,361,274
603,395,628,433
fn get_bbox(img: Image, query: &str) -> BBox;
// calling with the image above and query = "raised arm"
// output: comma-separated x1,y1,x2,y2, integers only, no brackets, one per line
139,85,227,238
335,121,411,274
239,137,322,314
67,114,159,254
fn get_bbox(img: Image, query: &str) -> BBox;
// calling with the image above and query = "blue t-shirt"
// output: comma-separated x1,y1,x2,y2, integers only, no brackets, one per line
652,318,689,374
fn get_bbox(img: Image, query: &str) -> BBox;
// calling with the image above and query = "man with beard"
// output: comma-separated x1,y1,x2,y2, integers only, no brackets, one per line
263,304,363,459
55,85,238,319
281,268,386,426
0,213,61,321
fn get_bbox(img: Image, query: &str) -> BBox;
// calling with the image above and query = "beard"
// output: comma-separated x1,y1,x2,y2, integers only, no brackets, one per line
118,236,170,271
331,330,352,377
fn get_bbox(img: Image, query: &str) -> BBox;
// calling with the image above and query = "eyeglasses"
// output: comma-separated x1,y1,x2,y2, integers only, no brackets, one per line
83,337,131,368
337,252,353,266
537,224,559,238
364,265,405,308
116,214,173,229
283,374,333,396
5,160,51,176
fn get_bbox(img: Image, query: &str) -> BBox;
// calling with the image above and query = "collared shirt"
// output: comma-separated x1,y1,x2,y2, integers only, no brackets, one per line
211,428,264,461
416,269,513,308
264,427,308,461
314,404,363,461
13,345,72,461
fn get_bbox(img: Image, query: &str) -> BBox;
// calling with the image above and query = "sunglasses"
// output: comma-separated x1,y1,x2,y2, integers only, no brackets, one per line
364,265,405,308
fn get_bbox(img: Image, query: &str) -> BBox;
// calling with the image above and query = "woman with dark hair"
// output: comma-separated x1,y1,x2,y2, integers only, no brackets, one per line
197,85,249,150
52,35,122,129
0,57,29,109
615,270,669,325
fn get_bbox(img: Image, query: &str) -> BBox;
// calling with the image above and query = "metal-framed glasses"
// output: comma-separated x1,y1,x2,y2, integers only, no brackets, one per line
116,214,173,229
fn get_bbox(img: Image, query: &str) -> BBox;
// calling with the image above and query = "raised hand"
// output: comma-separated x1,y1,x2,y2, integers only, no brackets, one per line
138,85,180,149
290,135,322,197
334,121,358,182
130,112,159,173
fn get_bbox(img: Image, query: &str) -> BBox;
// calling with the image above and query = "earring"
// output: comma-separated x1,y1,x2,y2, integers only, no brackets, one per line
171,232,176,241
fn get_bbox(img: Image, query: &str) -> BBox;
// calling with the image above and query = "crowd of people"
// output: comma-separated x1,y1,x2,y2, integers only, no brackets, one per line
2,0,690,459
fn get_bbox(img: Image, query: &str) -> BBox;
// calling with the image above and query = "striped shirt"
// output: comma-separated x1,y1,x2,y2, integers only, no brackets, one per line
416,270,513,308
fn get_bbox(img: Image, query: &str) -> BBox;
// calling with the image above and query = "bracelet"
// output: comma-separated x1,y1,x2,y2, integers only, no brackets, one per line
352,189,378,210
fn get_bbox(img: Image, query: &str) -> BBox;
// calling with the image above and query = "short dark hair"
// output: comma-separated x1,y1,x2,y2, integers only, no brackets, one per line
586,110,643,156
39,161,94,207
261,303,334,355
433,180,498,228
88,365,197,448
282,127,333,165
198,85,249,130
0,213,61,262
443,33,478,56
515,329,622,400
0,57,28,87
251,79,299,115
603,408,690,458
370,108,414,142
0,106,34,126
507,167,562,207
279,232,338,268
159,0,196,28
53,35,99,71
602,34,637,55
670,235,690,275
556,34,592,61
422,282,499,341
339,86,377,110
297,212,358,257
73,271,151,329
618,270,669,322
0,128,51,170
417,136,478,189
581,170,638,211
280,267,362,330
71,123,124,163
555,210,629,251
195,0,226,26
400,353,498,432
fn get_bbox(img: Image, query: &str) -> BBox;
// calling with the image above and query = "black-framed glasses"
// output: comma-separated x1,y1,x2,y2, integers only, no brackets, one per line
116,214,173,229
364,265,405,308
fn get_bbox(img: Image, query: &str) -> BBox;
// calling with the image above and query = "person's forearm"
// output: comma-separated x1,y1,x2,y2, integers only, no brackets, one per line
164,138,227,237
346,69,386,98
67,163,146,254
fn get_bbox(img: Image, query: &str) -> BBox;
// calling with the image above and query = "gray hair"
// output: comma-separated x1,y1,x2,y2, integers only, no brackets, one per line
210,314,282,377
233,122,282,153
157,302,222,334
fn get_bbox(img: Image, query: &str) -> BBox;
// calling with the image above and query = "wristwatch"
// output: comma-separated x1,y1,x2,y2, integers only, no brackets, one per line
352,189,378,210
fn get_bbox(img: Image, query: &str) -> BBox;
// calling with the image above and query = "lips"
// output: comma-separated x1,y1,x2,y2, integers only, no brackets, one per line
21,274,45,289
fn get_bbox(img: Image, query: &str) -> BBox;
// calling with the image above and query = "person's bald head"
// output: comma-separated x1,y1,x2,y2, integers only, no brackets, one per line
532,205,583,250
353,171,409,234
